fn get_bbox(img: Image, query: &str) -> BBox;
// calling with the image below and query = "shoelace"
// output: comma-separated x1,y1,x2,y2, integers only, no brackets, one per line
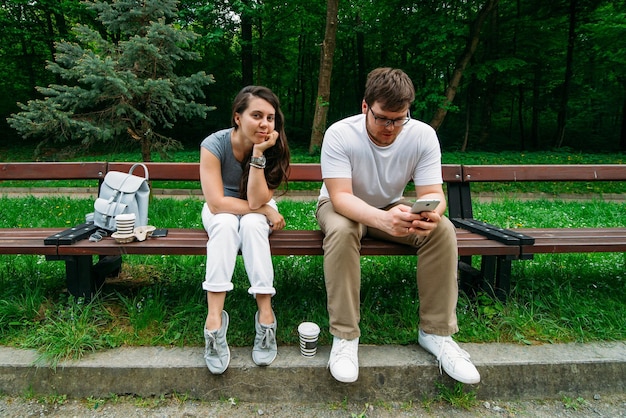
259,326,275,349
434,337,471,375
330,339,356,365
205,331,218,354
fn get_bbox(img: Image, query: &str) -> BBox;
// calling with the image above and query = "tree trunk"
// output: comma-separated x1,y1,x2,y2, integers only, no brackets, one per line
356,14,366,102
461,93,470,152
530,66,541,149
308,0,339,154
429,0,499,131
619,95,626,152
517,85,526,150
555,0,577,148
241,0,254,87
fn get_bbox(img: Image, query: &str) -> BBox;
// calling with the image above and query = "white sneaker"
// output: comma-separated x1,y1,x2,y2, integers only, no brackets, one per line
418,329,480,384
328,336,359,383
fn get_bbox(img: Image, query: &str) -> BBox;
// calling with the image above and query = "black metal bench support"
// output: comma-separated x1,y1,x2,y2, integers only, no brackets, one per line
46,255,122,299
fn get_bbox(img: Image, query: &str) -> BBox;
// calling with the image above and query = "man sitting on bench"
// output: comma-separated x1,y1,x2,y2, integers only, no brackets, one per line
316,67,480,385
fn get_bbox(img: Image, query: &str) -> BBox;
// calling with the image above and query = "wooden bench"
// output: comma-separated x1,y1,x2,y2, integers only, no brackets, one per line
452,164,626,297
1,162,517,298
3,162,624,300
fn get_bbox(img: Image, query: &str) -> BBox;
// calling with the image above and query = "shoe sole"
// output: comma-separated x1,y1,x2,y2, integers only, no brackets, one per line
330,371,358,383
252,351,277,367
449,374,480,385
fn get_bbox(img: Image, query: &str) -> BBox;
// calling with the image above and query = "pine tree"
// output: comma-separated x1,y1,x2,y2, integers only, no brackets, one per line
7,0,215,161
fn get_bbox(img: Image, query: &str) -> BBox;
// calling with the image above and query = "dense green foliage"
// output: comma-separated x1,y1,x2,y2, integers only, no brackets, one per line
5,0,215,162
1,0,625,155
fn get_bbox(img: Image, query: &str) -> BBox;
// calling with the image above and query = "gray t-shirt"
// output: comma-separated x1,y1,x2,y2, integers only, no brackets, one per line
200,128,242,198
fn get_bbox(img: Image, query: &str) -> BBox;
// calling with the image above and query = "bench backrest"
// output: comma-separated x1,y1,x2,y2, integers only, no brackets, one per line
0,162,107,181
462,164,626,182
449,164,626,219
3,162,621,183
3,162,621,221
107,162,464,183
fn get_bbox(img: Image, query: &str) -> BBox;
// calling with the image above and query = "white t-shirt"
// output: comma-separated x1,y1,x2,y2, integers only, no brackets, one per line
319,114,443,208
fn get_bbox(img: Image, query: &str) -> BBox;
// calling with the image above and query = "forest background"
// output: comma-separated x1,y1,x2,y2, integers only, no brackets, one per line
1,0,625,160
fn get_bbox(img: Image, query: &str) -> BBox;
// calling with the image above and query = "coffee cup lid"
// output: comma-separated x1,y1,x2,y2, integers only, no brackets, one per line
298,322,320,336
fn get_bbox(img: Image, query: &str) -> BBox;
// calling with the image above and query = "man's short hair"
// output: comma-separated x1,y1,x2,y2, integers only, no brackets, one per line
364,68,415,112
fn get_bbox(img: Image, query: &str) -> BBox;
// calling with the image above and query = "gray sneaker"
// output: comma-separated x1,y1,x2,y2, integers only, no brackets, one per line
204,310,230,374
252,310,277,366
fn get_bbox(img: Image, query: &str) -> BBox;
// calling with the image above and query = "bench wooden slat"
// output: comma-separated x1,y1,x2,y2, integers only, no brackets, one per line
105,162,463,183
0,228,60,255
442,165,464,183
107,162,199,181
516,228,626,254
462,164,626,182
516,227,626,238
0,228,517,259
0,239,58,255
287,164,322,181
47,228,515,258
1,243,57,255
0,162,107,181
0,228,63,238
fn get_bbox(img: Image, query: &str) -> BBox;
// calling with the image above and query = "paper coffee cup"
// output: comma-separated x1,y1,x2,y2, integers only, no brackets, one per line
115,214,136,235
298,322,320,357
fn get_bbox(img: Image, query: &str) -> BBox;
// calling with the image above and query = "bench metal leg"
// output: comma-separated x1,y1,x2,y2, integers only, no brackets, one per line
458,255,483,296
65,255,96,298
494,256,512,300
46,255,122,299
458,255,513,301
481,255,512,301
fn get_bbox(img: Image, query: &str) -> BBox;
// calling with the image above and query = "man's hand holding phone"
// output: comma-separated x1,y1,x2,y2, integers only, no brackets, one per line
410,199,440,214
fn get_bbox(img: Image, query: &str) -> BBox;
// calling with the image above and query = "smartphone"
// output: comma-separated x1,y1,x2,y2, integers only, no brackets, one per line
151,228,168,237
410,199,440,214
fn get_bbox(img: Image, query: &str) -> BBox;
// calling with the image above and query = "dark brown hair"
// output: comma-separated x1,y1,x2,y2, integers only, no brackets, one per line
363,68,415,112
232,86,290,199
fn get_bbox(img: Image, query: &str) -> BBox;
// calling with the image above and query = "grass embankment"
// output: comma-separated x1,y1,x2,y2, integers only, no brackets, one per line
0,195,624,366
0,149,624,365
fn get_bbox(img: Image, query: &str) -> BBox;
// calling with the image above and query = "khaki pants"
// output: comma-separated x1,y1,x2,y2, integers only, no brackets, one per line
316,198,459,340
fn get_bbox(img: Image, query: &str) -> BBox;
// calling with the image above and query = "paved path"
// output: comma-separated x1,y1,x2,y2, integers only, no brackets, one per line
2,392,625,417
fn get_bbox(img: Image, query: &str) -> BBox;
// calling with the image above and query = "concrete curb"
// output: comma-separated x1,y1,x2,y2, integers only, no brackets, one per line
1,342,624,402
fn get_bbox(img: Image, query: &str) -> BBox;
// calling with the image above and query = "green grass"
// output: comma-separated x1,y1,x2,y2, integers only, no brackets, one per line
1,147,624,364
0,195,624,366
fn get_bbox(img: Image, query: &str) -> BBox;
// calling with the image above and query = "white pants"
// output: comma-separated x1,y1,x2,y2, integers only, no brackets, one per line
201,200,277,296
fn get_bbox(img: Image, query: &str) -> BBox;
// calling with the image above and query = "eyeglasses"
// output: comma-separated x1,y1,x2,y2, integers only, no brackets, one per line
367,106,410,127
